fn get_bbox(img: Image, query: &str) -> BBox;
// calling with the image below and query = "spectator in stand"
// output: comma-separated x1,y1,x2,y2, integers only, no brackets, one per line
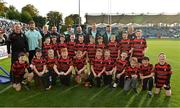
0,30,6,46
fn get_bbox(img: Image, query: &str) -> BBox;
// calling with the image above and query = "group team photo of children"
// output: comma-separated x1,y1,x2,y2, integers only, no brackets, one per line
7,21,172,98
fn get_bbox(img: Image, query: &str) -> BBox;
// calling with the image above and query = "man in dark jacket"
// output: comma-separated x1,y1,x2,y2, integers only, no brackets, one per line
7,23,29,64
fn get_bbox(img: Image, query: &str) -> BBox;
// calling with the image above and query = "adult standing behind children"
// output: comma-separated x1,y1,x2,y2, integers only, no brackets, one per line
25,21,42,63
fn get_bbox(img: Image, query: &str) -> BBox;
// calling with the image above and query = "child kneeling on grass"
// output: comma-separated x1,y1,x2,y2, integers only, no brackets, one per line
12,52,33,91
153,53,172,96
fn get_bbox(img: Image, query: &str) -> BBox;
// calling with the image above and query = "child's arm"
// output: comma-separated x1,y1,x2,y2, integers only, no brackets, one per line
57,50,60,58
117,69,125,78
64,66,73,75
42,65,47,74
91,65,97,77
98,67,105,76
53,64,61,75
33,65,41,76
78,65,86,75
82,51,87,58
117,49,121,59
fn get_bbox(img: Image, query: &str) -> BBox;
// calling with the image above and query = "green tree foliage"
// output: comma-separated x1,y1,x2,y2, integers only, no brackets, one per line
22,4,39,17
65,16,74,26
47,11,63,29
33,16,47,28
20,11,32,23
6,5,21,20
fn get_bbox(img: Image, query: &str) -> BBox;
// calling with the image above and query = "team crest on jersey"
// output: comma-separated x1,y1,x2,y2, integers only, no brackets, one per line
164,68,166,71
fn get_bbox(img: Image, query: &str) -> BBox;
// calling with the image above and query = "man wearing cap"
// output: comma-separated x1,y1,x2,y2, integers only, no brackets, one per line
25,21,42,64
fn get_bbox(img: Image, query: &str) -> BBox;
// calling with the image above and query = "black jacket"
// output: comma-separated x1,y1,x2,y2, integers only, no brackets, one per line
7,32,29,54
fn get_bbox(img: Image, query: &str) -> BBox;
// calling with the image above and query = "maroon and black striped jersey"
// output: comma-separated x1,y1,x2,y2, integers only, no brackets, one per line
119,39,132,54
91,58,105,74
125,66,139,78
96,43,105,49
51,43,58,57
104,58,115,72
43,43,53,58
86,43,96,61
46,58,57,71
12,61,29,76
154,63,172,87
56,57,73,72
139,64,153,76
32,57,46,72
75,43,86,52
58,43,67,52
107,42,119,60
73,57,86,70
115,58,128,73
132,38,147,60
67,41,76,58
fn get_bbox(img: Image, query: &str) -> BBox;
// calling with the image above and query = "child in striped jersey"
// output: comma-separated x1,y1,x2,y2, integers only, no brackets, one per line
113,51,128,88
12,53,33,91
96,36,105,50
67,34,76,59
31,48,47,89
54,48,73,86
75,35,87,58
103,49,115,86
89,49,105,87
57,34,67,58
124,57,139,93
153,53,172,96
118,31,133,59
132,30,147,63
139,56,154,97
107,35,119,61
51,36,58,58
73,50,88,85
43,37,53,59
44,49,57,90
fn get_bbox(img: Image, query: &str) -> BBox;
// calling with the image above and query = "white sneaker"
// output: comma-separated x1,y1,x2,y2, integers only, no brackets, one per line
113,83,117,88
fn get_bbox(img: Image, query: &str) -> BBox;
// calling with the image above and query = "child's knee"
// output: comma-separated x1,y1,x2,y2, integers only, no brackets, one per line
15,84,21,91
155,88,160,94
165,90,171,96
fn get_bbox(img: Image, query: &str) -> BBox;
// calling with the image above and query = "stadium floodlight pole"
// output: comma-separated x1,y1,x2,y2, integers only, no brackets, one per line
78,0,81,26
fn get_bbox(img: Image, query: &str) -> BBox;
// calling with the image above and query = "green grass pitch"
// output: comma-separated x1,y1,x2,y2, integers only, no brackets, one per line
0,39,180,107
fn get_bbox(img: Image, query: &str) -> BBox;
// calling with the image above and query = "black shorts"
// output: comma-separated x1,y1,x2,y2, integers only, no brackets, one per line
13,74,25,84
156,84,171,90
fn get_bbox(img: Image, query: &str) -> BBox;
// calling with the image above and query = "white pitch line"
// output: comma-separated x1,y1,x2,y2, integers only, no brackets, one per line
19,92,42,102
89,86,108,101
58,84,79,95
0,85,12,94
